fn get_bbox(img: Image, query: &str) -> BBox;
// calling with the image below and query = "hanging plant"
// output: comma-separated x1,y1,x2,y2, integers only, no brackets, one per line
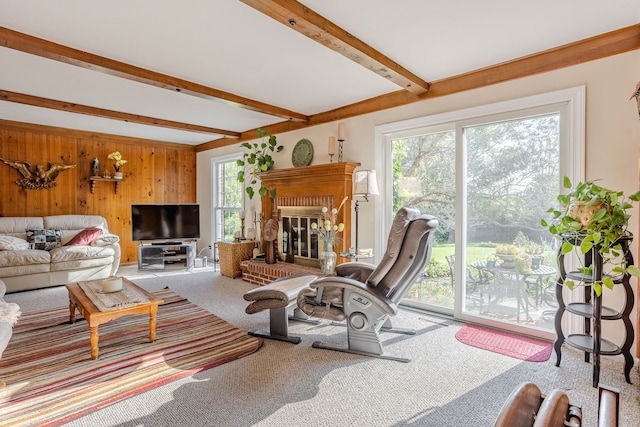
236,129,284,199
541,176,640,295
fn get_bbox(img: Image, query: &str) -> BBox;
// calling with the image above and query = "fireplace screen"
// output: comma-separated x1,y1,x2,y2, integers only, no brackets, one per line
278,208,323,266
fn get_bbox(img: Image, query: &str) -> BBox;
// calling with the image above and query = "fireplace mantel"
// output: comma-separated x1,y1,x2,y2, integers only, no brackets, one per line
260,162,360,258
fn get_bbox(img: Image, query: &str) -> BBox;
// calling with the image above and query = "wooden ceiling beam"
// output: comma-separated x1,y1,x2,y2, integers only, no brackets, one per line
200,24,640,151
312,24,640,124
0,90,241,138
0,26,308,123
196,120,308,152
240,0,429,94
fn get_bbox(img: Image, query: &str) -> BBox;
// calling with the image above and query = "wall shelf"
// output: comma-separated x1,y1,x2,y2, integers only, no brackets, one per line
89,176,123,194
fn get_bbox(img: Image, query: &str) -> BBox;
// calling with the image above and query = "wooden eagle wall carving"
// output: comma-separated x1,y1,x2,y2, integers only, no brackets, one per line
0,158,76,190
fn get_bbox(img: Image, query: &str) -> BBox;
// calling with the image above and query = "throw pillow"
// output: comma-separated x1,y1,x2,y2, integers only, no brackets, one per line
0,235,29,251
25,229,62,251
93,233,120,246
65,227,103,246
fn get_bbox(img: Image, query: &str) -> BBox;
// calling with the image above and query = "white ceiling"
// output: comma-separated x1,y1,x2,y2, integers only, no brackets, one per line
0,0,638,145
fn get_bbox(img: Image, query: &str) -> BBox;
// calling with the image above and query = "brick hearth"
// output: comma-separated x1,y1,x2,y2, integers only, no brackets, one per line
240,260,321,285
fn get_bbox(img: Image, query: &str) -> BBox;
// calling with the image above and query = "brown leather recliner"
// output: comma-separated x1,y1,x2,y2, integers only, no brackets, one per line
296,207,438,362
494,382,620,427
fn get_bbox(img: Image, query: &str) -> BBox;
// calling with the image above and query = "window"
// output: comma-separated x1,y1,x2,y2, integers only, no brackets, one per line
212,155,243,242
377,87,585,337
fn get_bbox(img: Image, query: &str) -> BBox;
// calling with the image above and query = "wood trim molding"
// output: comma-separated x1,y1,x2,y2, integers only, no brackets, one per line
199,24,640,151
0,26,308,123
241,0,429,94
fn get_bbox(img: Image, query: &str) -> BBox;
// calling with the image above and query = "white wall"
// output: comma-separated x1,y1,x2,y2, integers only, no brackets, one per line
198,50,640,352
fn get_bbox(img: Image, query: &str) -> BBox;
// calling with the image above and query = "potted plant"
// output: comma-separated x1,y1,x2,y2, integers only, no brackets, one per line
236,129,284,199
514,253,532,274
525,243,545,269
541,176,640,295
107,151,127,179
495,244,523,268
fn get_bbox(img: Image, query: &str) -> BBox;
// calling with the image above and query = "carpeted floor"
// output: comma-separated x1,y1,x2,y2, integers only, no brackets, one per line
3,265,640,426
0,287,261,427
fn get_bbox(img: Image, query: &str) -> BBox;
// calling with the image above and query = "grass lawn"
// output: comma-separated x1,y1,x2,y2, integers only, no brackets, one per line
431,243,495,264
431,243,556,269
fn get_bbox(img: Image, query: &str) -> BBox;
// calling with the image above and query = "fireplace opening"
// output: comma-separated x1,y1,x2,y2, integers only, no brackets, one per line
278,207,329,268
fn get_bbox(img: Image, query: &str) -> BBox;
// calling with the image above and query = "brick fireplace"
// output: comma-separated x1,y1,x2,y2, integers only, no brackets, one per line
260,162,360,259
241,162,360,285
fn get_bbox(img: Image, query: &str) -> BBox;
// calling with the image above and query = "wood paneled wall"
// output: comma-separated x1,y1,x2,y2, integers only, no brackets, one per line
0,120,197,264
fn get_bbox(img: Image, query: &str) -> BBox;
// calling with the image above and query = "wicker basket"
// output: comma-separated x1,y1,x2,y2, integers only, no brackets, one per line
218,241,255,278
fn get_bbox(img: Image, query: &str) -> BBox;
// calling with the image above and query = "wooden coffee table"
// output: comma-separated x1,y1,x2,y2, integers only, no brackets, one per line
65,278,164,360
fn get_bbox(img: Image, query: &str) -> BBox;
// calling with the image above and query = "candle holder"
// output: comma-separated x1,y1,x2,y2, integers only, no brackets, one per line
329,153,334,163
337,123,345,162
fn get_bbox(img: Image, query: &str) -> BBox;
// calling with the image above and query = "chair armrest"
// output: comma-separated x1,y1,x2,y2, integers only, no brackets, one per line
310,276,397,315
335,262,376,282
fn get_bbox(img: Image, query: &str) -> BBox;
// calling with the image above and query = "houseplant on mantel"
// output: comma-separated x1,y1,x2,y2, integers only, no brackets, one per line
541,176,640,295
236,129,284,199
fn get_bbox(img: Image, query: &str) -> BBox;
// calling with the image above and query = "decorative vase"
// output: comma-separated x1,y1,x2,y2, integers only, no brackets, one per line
91,157,100,177
531,256,543,270
495,253,516,268
319,251,337,276
568,200,606,228
114,171,123,179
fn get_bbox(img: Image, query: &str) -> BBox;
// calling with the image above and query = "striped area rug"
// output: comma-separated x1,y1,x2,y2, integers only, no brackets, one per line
0,288,262,426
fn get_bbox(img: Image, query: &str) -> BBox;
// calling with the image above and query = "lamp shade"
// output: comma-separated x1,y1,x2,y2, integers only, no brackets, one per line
353,170,380,198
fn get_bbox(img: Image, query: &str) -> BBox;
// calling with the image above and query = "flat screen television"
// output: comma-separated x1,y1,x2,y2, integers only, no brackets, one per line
131,204,200,242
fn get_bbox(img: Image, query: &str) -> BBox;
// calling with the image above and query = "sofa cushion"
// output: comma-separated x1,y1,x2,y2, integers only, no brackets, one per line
0,235,29,251
50,246,115,263
0,264,50,278
0,249,50,267
65,227,102,246
25,229,62,251
0,217,44,237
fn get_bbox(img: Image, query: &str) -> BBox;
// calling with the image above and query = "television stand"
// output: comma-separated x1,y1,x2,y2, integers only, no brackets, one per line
137,241,196,271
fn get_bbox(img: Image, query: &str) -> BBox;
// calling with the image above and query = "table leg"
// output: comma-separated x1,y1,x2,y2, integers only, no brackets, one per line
149,305,158,342
69,300,76,323
90,325,99,360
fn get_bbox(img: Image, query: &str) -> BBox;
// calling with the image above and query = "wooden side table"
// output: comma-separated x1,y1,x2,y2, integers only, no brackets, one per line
218,241,255,278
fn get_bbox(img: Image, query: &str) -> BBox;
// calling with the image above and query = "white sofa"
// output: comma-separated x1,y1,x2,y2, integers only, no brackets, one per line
0,215,121,293
0,279,20,387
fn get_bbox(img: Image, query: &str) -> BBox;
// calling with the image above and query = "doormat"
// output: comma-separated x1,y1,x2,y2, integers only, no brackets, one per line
0,288,263,427
455,324,552,362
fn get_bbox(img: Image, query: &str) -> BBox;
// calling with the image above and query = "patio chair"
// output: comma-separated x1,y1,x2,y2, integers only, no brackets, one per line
296,207,438,362
445,254,491,310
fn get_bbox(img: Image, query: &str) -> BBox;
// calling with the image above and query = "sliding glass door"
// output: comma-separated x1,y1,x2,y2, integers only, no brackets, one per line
461,113,560,331
383,87,584,337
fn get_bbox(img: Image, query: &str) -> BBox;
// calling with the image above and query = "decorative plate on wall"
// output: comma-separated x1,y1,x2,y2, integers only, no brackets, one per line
292,139,314,167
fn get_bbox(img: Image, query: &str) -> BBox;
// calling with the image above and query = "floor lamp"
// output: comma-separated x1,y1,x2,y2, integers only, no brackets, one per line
352,170,380,256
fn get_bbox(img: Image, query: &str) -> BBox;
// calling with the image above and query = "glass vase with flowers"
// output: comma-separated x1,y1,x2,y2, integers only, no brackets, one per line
311,197,348,275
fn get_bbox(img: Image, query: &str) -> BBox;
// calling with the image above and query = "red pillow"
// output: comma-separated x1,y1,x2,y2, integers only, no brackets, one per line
64,227,103,246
